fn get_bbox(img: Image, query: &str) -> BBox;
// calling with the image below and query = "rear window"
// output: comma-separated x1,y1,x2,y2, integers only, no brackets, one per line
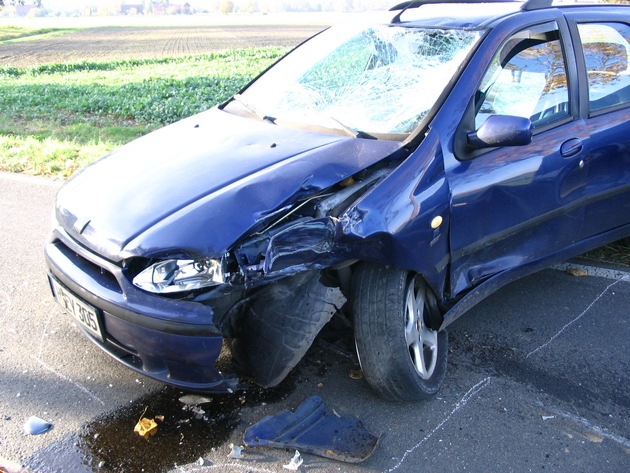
577,22,630,114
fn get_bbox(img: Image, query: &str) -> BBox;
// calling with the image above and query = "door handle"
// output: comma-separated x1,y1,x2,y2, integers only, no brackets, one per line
560,138,583,158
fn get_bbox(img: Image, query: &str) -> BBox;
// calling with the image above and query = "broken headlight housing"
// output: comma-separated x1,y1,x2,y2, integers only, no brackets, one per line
133,258,225,294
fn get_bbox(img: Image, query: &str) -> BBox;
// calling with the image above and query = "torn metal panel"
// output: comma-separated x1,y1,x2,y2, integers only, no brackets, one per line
243,396,379,463
231,272,346,388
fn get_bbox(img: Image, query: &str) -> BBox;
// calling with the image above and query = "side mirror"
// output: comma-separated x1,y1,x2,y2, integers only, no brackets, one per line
467,115,533,149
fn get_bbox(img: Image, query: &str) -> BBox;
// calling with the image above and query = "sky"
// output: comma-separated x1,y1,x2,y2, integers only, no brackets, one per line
35,1,394,12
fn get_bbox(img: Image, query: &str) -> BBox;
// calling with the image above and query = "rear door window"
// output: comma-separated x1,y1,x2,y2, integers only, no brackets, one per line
576,22,630,115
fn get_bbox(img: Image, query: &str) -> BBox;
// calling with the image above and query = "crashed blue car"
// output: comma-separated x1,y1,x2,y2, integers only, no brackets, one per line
46,0,630,401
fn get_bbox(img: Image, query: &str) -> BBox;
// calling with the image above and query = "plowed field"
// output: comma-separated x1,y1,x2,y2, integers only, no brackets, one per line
0,24,324,67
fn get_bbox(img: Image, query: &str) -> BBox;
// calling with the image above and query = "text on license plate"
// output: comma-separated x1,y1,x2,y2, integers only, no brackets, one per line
49,277,103,341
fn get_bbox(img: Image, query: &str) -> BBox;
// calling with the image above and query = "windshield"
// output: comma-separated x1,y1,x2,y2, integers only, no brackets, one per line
229,24,484,138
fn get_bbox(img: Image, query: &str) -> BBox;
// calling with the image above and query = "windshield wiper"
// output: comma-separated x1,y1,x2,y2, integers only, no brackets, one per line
233,94,275,124
330,117,374,140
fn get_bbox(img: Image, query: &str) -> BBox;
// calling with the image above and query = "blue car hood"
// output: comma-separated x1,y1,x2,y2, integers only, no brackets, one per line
56,108,403,261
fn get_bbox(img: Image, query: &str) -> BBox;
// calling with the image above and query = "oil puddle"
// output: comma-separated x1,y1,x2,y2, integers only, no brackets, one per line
76,377,296,473
25,332,349,472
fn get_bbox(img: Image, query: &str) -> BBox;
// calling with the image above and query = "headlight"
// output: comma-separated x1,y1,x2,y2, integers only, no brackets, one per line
133,258,225,294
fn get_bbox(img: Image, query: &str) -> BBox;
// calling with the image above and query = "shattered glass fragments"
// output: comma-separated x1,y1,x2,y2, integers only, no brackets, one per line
243,396,379,463
241,25,482,135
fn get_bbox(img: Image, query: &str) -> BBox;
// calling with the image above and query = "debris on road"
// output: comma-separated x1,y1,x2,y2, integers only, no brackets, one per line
178,394,213,406
283,450,303,471
23,416,52,435
133,407,159,440
243,395,379,463
566,267,589,277
349,369,363,379
227,443,244,459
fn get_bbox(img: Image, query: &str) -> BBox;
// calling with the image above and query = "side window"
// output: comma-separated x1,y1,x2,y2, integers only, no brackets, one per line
475,25,569,130
577,22,630,114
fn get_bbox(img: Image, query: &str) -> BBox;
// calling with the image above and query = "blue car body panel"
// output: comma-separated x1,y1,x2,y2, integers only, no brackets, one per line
56,109,403,261
45,3,630,393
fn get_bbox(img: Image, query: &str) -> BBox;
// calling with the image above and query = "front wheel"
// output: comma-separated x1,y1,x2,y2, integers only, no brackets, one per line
352,264,448,401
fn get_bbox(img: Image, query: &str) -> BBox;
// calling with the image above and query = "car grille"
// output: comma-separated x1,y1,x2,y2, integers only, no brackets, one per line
52,237,123,295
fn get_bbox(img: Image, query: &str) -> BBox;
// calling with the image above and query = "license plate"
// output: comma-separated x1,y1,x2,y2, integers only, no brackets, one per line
49,277,103,341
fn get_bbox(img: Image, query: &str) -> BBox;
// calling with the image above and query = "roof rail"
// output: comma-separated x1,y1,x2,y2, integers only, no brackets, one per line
390,0,554,23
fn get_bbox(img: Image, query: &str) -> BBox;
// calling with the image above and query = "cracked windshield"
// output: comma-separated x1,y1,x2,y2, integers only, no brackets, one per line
230,24,483,137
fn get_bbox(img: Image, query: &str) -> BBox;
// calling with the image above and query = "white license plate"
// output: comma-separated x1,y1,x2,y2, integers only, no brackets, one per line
50,277,103,341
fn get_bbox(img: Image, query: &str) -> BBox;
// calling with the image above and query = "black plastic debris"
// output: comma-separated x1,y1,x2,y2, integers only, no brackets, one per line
243,395,379,463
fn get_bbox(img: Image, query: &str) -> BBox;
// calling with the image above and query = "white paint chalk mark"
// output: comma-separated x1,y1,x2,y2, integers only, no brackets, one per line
527,275,629,359
387,377,492,472
30,355,105,406
37,310,54,360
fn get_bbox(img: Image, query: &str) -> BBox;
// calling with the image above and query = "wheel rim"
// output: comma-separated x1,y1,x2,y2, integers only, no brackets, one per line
404,276,438,380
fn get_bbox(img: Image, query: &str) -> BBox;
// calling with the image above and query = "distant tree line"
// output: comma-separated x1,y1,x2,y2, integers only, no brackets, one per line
0,0,43,7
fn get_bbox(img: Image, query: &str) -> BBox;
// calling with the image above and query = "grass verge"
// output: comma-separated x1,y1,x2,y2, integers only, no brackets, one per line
0,48,286,178
581,239,630,267
0,25,78,43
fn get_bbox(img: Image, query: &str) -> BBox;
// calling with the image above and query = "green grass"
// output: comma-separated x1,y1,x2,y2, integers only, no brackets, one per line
0,48,286,177
0,26,78,43
582,239,630,267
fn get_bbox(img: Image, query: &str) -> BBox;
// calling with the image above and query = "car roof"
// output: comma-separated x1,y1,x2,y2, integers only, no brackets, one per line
388,0,628,29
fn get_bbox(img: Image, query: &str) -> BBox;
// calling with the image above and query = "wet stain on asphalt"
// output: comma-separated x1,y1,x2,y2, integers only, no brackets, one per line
77,376,297,473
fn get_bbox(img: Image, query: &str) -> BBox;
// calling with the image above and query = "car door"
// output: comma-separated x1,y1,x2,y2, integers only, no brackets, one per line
447,20,589,297
568,17,630,239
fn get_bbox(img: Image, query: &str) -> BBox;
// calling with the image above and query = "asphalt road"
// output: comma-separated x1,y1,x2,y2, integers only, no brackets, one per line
1,172,629,473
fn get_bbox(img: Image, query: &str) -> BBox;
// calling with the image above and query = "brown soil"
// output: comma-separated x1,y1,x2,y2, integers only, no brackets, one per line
0,24,324,67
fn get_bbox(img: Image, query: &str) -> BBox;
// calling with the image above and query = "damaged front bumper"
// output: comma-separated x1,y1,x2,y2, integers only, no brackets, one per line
45,228,234,392
45,225,347,392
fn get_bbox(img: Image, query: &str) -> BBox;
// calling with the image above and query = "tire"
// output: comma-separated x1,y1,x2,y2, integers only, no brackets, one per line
352,263,448,401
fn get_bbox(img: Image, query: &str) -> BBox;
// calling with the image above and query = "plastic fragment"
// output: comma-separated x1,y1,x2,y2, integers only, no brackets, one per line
349,369,363,379
23,416,52,435
191,406,205,419
228,443,244,459
283,450,303,471
244,395,379,463
179,394,213,406
542,415,555,420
